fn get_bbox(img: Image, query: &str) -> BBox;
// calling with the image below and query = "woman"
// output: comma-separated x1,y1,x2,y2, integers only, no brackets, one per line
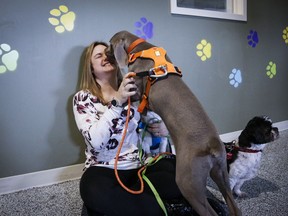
73,41,186,216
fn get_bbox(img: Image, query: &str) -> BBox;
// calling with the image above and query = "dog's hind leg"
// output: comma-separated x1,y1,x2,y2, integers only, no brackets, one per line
210,158,242,216
176,156,219,216
233,179,248,197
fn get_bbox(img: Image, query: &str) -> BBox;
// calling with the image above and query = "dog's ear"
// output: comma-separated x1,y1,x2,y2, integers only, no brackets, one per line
113,39,128,69
238,130,252,147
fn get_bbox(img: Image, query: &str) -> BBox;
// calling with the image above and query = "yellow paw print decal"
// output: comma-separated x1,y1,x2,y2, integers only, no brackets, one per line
0,43,19,74
48,5,76,33
266,61,276,79
282,27,288,45
196,39,212,61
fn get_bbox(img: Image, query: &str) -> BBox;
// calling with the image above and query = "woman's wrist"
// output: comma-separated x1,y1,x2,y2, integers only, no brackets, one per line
111,98,123,107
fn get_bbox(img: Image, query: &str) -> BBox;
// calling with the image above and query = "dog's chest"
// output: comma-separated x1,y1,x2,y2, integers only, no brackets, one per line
229,152,262,178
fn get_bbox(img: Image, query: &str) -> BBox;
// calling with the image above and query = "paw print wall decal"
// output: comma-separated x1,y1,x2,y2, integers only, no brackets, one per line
0,43,19,74
134,17,153,40
229,68,242,88
196,39,212,61
282,27,288,45
247,30,259,48
266,61,276,78
48,5,76,33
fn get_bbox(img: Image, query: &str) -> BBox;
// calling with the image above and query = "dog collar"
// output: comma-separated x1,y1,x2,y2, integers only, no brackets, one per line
225,140,263,153
127,38,145,54
234,146,263,153
225,141,262,161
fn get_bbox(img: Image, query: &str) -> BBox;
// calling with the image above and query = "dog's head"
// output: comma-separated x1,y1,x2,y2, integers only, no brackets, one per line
105,31,140,69
238,116,279,148
105,31,153,104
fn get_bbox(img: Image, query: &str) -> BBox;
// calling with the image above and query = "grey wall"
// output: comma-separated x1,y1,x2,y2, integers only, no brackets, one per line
0,0,287,178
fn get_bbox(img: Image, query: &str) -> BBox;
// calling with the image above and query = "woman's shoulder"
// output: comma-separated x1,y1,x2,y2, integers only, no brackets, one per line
73,90,99,103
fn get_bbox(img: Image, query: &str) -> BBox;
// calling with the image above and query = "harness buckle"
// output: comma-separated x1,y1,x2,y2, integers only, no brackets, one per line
149,65,168,78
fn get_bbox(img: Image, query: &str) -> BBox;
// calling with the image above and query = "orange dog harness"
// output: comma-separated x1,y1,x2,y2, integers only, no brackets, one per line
127,42,182,113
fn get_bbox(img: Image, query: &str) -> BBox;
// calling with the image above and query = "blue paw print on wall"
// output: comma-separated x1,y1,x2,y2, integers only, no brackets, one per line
229,68,242,88
134,17,153,39
247,30,259,48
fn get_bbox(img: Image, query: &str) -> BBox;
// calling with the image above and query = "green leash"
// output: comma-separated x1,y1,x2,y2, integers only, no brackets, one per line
138,123,168,216
142,168,168,216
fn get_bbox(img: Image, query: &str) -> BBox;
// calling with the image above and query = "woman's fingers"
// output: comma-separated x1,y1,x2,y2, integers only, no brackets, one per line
125,72,136,78
115,73,138,104
124,83,137,91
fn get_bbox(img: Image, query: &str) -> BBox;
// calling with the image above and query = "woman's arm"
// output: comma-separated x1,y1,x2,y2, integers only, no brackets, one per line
73,90,125,150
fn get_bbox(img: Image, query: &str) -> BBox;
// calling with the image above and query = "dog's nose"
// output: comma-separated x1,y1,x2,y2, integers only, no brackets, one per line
272,127,279,138
104,47,116,64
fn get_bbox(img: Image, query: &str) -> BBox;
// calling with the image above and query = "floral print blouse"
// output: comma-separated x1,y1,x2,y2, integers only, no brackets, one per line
73,90,148,170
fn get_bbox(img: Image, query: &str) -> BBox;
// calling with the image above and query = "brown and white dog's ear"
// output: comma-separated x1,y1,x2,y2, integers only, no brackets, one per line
113,39,128,68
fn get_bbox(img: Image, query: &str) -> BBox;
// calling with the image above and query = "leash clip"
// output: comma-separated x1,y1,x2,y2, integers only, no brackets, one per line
149,65,168,78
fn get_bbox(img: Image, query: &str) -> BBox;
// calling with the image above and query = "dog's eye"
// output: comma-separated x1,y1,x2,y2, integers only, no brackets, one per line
265,130,272,136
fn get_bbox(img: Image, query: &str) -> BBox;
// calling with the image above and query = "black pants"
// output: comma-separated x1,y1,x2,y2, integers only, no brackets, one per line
80,157,182,216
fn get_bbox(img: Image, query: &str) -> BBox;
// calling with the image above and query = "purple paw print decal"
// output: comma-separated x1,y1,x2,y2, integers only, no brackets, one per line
134,17,153,40
247,30,259,48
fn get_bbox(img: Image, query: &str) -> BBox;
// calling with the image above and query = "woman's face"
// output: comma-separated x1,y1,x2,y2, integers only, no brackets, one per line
91,44,115,78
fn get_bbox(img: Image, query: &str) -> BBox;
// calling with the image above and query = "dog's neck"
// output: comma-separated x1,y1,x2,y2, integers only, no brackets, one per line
244,143,266,151
231,141,266,153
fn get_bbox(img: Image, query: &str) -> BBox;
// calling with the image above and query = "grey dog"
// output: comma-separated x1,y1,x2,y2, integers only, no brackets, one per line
106,30,241,216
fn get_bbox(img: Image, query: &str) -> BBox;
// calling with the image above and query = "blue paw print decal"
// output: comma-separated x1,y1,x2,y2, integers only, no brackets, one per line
134,17,153,40
247,30,259,48
229,68,242,88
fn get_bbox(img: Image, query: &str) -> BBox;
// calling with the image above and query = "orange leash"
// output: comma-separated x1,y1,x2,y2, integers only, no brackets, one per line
113,72,173,195
114,74,146,194
113,96,172,194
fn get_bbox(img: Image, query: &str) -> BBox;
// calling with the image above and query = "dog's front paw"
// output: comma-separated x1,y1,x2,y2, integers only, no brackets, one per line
234,191,248,198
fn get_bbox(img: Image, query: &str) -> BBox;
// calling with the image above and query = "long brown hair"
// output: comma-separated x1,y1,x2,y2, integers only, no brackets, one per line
79,41,123,103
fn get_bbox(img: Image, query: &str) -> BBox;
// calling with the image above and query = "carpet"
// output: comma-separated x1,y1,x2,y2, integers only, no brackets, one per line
1,130,287,216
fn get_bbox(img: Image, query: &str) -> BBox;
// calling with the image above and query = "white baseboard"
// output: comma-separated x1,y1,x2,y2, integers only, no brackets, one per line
274,120,288,132
1,120,287,195
220,120,288,142
0,164,83,195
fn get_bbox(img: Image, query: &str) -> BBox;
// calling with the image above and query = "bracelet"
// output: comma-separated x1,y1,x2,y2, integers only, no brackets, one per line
111,99,122,107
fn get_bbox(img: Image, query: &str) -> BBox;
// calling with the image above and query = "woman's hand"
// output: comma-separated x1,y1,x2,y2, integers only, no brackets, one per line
147,121,169,137
114,72,137,106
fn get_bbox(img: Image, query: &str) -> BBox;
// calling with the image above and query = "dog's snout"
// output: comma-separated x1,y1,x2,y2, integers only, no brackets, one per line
104,46,116,64
272,127,279,139
104,46,111,57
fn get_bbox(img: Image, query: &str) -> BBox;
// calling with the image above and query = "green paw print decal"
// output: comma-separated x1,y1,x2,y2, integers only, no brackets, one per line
0,43,19,74
196,39,212,61
266,61,276,78
282,27,288,45
48,5,76,33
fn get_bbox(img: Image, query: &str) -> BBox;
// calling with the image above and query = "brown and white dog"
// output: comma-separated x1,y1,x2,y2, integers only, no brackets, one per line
224,116,279,197
106,30,241,216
